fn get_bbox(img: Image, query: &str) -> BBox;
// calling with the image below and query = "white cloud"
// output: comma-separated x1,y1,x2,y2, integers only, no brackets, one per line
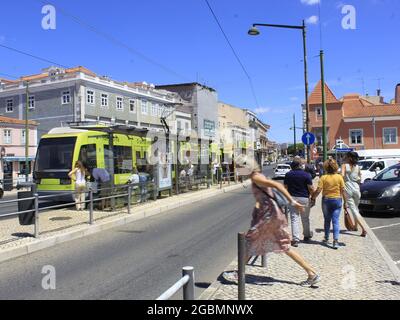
301,0,320,5
254,107,271,114
306,15,319,24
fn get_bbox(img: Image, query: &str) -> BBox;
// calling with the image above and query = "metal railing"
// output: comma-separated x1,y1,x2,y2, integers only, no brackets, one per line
156,266,195,300
0,181,157,238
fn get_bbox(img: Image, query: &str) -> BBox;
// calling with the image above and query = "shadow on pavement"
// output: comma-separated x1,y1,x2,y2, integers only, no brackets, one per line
195,282,211,289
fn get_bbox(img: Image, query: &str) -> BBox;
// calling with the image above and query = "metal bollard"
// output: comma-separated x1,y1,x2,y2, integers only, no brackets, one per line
89,189,94,225
262,255,267,268
34,193,39,238
182,266,195,300
238,232,246,300
127,185,132,214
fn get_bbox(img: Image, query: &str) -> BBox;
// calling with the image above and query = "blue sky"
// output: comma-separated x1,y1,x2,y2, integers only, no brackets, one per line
1,0,399,143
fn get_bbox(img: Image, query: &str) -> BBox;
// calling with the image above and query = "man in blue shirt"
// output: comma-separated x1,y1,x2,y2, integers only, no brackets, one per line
284,159,315,246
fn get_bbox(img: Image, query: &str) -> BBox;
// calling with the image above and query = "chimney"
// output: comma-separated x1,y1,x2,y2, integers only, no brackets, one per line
396,84,400,104
377,89,381,97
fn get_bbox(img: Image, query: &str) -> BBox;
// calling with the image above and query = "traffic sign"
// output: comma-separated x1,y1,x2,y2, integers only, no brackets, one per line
302,132,315,146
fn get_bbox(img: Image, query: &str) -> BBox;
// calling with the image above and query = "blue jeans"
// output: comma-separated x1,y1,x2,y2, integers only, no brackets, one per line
322,198,342,241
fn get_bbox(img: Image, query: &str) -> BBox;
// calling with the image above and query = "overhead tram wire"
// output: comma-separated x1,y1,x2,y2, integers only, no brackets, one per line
34,0,190,82
0,44,69,69
203,0,260,108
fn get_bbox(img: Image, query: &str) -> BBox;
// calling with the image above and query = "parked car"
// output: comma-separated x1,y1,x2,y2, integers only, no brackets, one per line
359,163,400,214
273,164,291,179
358,158,400,183
263,160,271,166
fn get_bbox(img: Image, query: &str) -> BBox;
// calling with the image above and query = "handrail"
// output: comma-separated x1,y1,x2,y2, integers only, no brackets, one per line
156,267,195,300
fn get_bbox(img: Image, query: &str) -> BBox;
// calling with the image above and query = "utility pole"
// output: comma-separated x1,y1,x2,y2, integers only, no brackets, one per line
320,50,328,161
25,81,30,183
372,117,376,149
293,114,297,156
302,20,311,164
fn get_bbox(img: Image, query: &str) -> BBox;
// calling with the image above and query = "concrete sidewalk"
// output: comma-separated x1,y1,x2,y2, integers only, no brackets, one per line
200,199,400,300
0,181,248,263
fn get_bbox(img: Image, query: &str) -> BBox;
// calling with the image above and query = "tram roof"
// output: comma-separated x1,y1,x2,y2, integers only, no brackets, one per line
68,122,149,138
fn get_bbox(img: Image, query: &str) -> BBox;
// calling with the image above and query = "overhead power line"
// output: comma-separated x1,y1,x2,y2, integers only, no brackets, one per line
34,0,190,82
0,43,69,69
203,0,260,108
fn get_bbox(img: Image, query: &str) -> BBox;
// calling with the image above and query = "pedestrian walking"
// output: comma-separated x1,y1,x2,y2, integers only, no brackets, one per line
223,155,320,287
68,161,88,211
311,159,347,249
284,159,315,247
341,152,367,237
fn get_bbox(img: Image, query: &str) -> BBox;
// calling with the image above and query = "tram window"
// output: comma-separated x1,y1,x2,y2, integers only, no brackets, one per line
114,146,133,174
79,144,97,171
35,137,76,171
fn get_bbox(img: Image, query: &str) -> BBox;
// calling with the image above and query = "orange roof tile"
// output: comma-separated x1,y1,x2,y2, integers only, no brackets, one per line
343,98,400,118
309,80,339,105
0,116,37,126
19,66,97,82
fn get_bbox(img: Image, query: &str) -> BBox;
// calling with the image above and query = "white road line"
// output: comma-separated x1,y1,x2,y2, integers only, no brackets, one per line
371,222,400,230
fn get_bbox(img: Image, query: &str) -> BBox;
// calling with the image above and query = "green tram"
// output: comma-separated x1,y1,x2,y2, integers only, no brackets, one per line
33,126,224,201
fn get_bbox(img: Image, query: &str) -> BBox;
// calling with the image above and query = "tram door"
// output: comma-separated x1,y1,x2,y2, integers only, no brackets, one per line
3,161,13,191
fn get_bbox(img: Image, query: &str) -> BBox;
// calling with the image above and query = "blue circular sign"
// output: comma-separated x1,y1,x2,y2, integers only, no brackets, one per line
302,132,316,146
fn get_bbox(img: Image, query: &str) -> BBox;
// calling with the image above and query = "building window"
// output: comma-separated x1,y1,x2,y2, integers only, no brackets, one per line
185,122,189,131
177,121,182,130
129,100,136,113
116,97,123,111
6,99,13,113
383,128,398,145
21,130,26,145
151,103,158,117
28,96,35,110
350,129,363,145
316,107,322,118
101,94,108,107
141,100,148,115
87,90,95,104
158,104,163,117
62,91,71,105
3,130,12,144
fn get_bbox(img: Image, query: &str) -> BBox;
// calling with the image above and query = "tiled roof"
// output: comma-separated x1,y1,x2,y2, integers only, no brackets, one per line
309,80,339,105
19,66,97,82
342,97,400,118
0,116,37,126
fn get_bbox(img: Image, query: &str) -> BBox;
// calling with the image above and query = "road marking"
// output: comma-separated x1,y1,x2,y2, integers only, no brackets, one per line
371,222,400,230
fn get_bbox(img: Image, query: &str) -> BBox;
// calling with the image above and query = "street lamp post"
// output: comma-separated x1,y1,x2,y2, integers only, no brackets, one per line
248,21,310,162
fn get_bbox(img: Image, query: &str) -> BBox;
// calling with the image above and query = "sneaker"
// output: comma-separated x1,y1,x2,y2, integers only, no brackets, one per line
300,274,320,287
332,240,339,249
291,240,299,247
303,237,312,243
222,271,238,284
322,238,329,245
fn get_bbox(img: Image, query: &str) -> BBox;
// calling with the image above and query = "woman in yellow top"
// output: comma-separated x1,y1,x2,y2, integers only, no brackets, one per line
311,159,346,249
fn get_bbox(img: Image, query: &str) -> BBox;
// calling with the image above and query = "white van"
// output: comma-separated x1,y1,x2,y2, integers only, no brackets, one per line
357,149,400,160
358,158,400,183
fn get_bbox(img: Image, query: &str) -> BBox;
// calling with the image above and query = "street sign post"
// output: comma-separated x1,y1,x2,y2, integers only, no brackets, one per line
302,132,315,146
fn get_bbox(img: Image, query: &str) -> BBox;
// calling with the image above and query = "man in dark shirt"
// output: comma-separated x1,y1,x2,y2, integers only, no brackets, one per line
284,159,315,246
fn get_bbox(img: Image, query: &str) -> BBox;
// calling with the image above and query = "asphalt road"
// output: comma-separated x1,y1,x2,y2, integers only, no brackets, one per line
362,211,400,269
0,178,265,300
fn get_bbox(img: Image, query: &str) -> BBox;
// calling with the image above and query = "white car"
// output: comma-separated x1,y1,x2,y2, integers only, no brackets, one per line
274,164,291,179
359,158,400,183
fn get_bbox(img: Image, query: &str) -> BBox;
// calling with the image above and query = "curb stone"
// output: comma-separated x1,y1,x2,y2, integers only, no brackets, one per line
0,182,248,264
